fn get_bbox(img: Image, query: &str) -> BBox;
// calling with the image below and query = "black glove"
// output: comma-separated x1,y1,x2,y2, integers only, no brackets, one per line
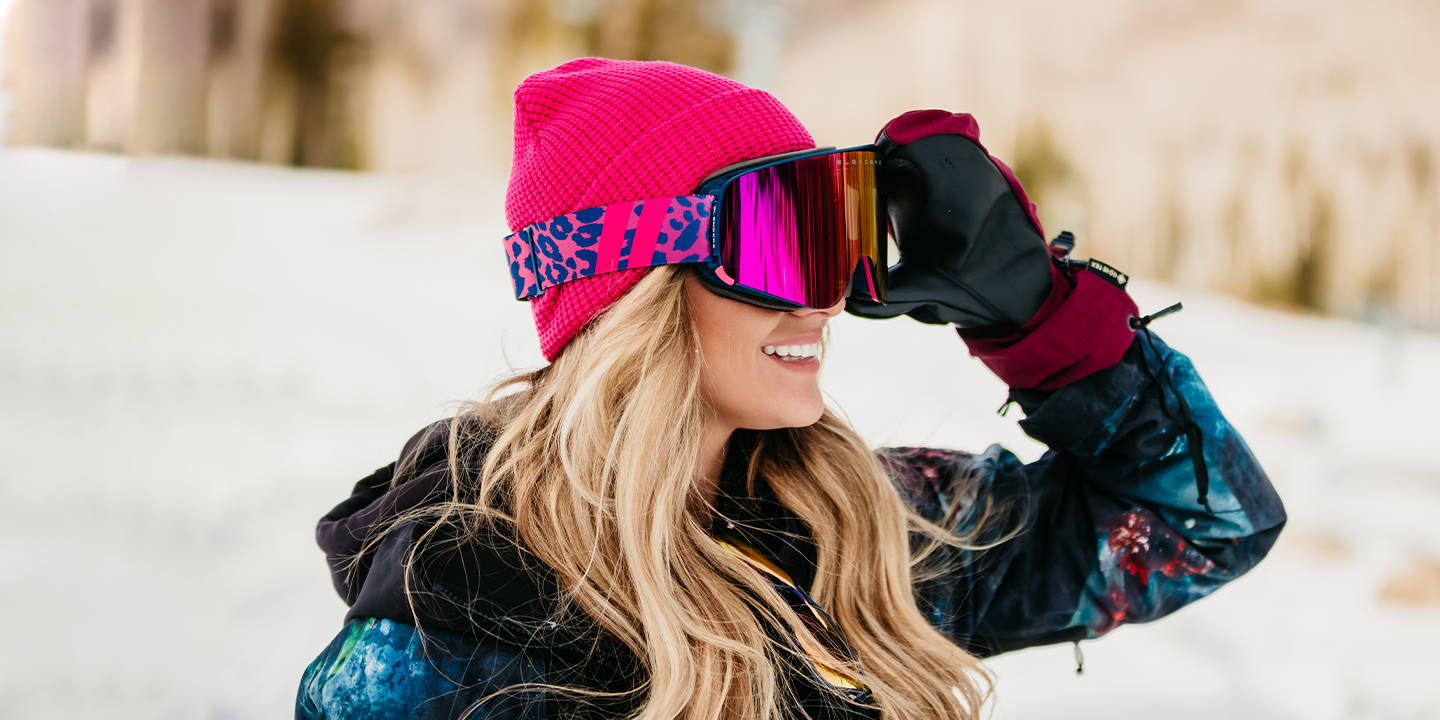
845,109,1057,331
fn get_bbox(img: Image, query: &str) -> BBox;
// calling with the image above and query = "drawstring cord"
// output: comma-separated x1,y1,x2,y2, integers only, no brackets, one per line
1069,301,1207,677
1129,304,1217,516
1050,233,1214,515
1130,302,1184,329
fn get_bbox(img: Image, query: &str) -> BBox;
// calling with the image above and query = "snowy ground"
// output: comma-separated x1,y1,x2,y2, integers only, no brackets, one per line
1,148,1437,719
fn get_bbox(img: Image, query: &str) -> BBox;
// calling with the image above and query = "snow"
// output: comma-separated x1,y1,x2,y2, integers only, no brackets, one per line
1,148,1436,719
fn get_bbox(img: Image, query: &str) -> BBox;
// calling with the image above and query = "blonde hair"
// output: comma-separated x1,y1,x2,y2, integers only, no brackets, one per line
350,264,1022,719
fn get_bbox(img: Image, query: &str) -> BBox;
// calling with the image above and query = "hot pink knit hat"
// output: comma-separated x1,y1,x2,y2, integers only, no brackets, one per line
505,57,816,362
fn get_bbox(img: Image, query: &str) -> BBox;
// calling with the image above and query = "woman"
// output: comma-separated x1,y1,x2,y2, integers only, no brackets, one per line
295,57,1286,720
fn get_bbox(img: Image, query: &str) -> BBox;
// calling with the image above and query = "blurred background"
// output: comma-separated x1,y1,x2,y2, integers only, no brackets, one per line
1,0,1436,717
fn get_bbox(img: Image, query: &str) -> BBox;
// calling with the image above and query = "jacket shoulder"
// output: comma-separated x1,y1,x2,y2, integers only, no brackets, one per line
295,616,551,719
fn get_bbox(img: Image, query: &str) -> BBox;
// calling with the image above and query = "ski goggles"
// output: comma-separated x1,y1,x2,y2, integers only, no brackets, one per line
502,144,889,311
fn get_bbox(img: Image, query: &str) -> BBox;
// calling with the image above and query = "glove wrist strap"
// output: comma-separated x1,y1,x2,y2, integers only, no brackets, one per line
957,261,1139,390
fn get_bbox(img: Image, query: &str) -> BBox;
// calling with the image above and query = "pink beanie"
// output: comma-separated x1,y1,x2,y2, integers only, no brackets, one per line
505,57,816,362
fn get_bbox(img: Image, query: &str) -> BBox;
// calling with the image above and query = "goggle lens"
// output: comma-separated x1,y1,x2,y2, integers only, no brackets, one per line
715,149,887,309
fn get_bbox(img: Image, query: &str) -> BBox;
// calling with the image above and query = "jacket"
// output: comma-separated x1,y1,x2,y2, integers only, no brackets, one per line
294,330,1287,719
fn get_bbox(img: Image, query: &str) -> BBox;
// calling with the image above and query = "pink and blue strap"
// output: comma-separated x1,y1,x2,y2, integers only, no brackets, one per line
503,195,716,300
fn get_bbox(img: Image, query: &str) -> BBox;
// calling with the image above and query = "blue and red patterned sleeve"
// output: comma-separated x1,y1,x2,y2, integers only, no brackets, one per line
877,329,1287,658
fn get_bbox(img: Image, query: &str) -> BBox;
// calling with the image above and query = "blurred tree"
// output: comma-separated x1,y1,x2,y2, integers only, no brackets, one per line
271,0,364,167
583,0,733,71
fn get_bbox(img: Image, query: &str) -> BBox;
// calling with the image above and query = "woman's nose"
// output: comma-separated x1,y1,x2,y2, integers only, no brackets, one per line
797,294,846,317
828,278,855,313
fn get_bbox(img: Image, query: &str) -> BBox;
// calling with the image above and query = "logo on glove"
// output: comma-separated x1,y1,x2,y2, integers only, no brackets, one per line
1086,259,1130,289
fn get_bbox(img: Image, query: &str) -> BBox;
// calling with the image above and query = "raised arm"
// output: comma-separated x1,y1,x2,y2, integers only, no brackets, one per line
880,328,1286,658
846,108,1285,658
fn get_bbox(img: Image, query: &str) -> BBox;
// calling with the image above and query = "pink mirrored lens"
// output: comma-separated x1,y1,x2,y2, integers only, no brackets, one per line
716,150,886,308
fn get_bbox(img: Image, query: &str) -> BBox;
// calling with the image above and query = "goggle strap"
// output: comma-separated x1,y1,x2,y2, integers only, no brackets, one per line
504,195,716,300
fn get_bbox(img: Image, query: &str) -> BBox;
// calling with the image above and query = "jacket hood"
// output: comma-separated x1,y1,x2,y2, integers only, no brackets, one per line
316,419,452,606
316,418,580,648
314,421,821,656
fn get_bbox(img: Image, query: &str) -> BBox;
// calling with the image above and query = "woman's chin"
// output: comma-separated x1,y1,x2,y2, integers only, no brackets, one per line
774,401,825,429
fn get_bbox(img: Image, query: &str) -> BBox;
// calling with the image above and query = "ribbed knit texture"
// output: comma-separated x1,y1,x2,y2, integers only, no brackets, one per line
506,57,816,362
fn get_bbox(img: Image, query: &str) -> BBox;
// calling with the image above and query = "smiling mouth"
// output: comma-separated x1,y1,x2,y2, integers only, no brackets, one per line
760,344,821,371
760,343,820,361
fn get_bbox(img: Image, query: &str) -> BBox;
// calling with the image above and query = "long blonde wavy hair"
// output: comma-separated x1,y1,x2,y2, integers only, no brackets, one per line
350,263,1022,719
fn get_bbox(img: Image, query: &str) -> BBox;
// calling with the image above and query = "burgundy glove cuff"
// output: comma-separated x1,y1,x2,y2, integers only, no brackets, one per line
956,263,1139,390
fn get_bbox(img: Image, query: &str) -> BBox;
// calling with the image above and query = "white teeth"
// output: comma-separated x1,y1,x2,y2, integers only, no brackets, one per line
762,343,819,359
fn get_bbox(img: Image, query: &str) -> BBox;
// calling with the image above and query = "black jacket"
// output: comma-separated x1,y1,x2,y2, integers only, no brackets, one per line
295,332,1287,719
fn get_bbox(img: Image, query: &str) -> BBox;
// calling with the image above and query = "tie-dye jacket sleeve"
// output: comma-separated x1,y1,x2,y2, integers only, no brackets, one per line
876,329,1287,659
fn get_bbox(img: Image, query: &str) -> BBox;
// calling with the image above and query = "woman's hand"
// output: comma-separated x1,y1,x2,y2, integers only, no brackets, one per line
849,109,1145,391
844,109,1056,330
